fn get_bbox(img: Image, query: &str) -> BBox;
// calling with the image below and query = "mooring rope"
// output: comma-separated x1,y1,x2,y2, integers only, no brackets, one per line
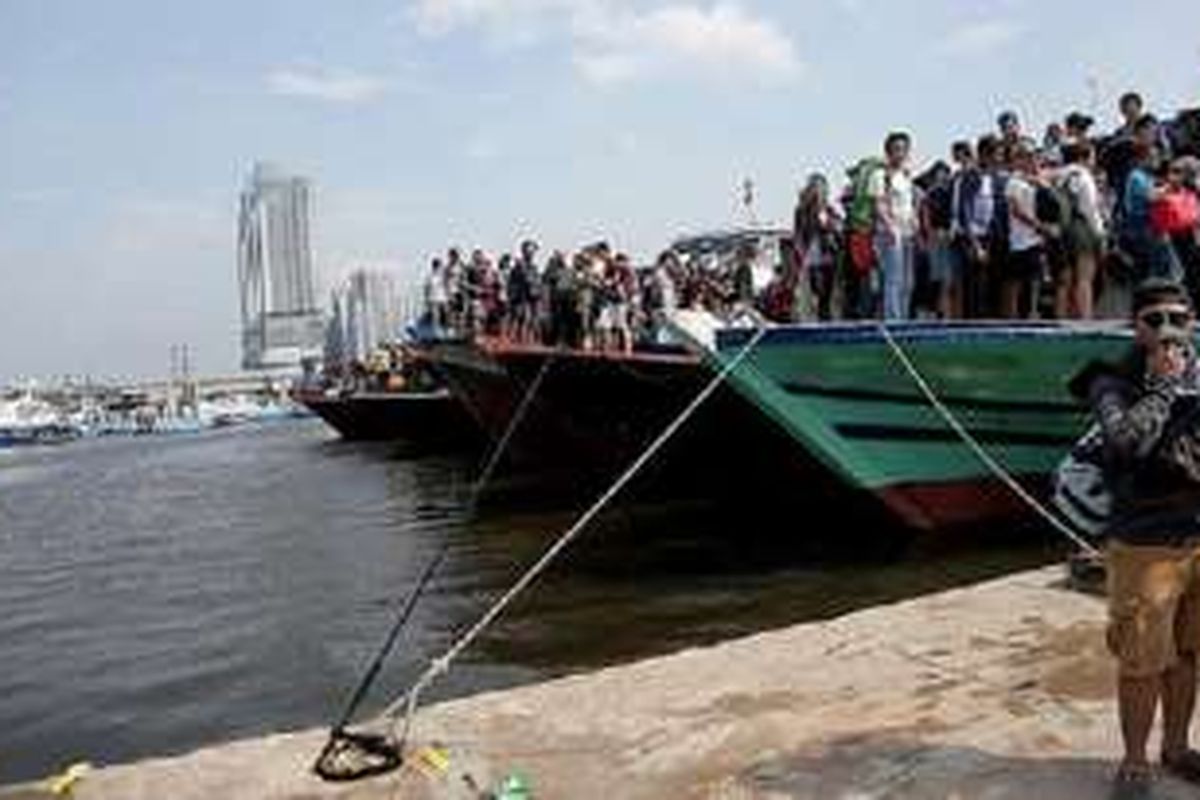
313,351,554,780
466,354,554,510
379,325,770,748
877,323,1100,558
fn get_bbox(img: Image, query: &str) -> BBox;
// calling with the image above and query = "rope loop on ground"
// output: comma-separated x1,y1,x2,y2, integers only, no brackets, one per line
312,349,556,782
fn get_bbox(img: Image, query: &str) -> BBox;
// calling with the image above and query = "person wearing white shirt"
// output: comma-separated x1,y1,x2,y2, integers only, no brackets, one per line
1002,143,1052,318
425,258,449,331
869,131,917,320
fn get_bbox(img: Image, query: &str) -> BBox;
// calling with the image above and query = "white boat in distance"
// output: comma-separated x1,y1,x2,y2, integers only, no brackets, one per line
0,390,79,448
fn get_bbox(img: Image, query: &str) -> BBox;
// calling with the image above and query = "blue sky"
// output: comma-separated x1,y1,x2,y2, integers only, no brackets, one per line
1,0,1197,380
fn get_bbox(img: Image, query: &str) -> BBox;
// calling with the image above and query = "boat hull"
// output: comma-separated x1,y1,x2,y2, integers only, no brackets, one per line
295,389,480,449
425,339,712,475
708,321,1135,530
0,425,79,448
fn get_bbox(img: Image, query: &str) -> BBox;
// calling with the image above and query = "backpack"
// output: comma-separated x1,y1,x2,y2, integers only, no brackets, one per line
1035,183,1070,228
1052,424,1110,537
846,157,886,232
926,183,953,231
1059,169,1106,254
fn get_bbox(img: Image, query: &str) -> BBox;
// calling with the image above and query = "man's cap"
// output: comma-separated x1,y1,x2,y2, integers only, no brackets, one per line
1133,277,1192,314
1065,112,1094,131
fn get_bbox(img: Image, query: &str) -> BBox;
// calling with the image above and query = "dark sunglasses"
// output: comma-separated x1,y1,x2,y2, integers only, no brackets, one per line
1139,309,1193,329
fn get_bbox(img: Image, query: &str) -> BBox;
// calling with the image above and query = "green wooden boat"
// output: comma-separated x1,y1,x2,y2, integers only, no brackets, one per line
684,320,1135,530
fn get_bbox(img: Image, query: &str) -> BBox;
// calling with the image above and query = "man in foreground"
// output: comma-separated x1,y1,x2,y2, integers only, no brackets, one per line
1074,279,1200,797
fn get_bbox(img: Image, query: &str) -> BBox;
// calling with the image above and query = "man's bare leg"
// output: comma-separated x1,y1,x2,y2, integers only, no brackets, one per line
1119,673,1161,776
1162,652,1198,762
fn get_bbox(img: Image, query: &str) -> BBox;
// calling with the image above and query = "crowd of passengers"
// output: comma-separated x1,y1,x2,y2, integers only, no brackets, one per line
423,91,1200,349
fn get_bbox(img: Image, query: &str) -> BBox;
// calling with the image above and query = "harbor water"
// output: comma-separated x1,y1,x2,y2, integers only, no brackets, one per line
0,419,1053,783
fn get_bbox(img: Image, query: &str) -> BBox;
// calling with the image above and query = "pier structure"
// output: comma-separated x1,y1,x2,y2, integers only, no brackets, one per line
8,566,1199,799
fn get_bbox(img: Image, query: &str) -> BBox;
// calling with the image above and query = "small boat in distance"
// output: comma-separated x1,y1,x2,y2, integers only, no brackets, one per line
294,345,480,449
0,389,80,448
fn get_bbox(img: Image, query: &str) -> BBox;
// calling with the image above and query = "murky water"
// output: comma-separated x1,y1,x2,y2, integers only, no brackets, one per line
0,420,1055,782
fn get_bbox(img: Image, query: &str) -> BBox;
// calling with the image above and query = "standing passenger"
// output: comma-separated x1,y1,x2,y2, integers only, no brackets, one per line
1121,141,1183,282
984,135,1013,315
1001,143,1049,318
950,139,994,318
445,247,466,332
732,241,758,316
425,258,448,332
511,239,541,343
921,161,959,318
794,173,842,320
1164,159,1200,306
870,131,917,320
1058,142,1107,318
542,251,571,346
604,253,636,354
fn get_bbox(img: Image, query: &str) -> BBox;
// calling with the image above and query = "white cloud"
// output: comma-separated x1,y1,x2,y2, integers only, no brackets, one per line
266,67,388,103
574,51,641,85
574,3,802,87
408,0,801,87
937,19,1023,57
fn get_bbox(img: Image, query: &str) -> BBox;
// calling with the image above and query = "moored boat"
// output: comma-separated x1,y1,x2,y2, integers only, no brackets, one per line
420,333,829,510
424,336,708,476
294,385,479,448
295,334,482,448
684,320,1133,530
0,390,81,448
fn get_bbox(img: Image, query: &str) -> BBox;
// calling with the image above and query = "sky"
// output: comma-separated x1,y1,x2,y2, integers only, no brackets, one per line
1,0,1198,381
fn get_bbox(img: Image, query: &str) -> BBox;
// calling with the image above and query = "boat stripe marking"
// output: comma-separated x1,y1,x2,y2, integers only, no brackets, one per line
780,381,1080,414
834,423,1078,447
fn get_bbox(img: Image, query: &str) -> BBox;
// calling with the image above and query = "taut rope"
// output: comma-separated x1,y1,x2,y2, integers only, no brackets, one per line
379,326,769,749
877,323,1100,558
312,352,555,781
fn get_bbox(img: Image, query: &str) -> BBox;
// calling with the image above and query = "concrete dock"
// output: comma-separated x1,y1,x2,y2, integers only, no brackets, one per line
7,565,1200,799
